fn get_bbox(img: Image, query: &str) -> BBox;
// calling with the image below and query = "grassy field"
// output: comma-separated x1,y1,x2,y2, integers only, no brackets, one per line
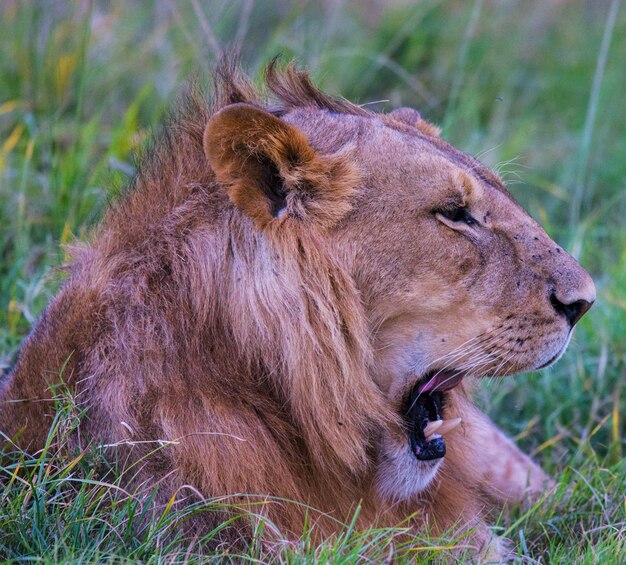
1,1,625,562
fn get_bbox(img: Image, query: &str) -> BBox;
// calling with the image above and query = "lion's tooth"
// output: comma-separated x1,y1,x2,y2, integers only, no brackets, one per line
423,420,443,438
436,417,462,436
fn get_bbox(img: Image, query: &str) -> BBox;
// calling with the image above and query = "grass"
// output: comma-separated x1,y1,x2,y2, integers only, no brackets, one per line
1,0,625,562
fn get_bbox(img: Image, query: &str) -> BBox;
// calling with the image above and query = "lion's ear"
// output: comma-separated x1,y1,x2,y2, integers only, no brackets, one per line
389,107,441,138
204,103,358,229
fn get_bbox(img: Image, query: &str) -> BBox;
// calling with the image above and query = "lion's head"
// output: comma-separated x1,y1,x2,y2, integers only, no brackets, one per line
203,64,595,501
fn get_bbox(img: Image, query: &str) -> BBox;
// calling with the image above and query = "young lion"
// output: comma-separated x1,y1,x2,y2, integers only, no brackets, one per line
0,63,594,559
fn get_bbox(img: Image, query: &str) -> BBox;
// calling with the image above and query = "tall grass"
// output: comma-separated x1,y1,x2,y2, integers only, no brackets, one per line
1,1,625,561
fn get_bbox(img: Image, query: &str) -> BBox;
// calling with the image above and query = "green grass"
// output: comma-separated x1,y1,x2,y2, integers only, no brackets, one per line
1,1,625,562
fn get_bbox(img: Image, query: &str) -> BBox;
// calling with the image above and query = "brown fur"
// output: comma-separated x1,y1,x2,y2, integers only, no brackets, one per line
0,62,595,558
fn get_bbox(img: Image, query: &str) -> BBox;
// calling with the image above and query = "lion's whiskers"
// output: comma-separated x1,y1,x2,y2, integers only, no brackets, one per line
422,326,508,374
425,327,510,375
414,330,515,398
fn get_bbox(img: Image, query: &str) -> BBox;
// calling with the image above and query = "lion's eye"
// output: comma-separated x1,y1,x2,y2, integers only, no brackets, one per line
437,206,477,226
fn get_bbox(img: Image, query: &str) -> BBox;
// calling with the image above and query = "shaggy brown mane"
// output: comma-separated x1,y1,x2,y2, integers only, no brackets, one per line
66,60,394,508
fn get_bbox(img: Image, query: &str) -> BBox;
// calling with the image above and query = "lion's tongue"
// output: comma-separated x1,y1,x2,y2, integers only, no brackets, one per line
417,370,464,393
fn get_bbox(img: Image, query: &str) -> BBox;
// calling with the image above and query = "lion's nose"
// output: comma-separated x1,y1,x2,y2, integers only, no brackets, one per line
550,293,593,327
548,266,596,327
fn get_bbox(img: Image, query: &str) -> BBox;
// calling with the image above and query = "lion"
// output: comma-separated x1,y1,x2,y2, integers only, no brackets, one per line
0,62,595,559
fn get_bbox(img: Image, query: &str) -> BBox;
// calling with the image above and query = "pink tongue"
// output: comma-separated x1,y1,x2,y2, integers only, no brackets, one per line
418,370,464,393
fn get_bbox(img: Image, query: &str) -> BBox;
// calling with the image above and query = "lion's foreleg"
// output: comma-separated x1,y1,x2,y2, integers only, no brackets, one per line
447,396,551,506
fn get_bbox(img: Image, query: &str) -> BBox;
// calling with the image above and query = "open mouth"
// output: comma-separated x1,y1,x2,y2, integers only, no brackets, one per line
403,369,464,461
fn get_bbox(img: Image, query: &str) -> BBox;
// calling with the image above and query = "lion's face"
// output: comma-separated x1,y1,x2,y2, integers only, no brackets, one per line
283,107,595,498
205,97,594,502
340,123,594,386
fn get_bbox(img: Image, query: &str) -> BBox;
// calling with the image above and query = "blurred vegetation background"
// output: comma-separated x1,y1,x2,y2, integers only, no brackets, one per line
0,0,624,561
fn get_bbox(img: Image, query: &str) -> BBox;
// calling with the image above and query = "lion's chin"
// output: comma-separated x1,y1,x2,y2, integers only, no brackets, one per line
375,438,445,502
536,333,572,370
